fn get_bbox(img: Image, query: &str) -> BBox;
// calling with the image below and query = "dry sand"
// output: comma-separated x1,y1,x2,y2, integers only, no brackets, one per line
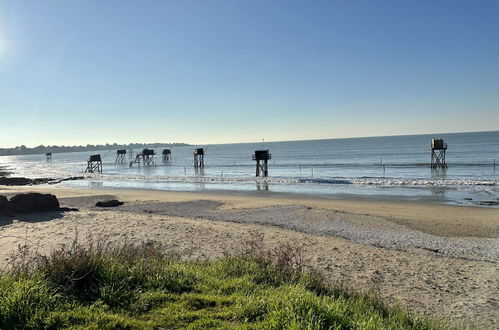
0,185,498,328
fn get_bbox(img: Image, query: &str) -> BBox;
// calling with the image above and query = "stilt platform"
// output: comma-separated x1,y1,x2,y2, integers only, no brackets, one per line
85,154,103,173
253,150,271,177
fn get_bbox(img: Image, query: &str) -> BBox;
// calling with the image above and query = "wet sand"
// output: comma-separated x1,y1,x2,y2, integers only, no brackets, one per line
0,185,498,328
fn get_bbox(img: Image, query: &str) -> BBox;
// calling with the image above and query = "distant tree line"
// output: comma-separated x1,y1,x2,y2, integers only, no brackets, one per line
0,142,190,156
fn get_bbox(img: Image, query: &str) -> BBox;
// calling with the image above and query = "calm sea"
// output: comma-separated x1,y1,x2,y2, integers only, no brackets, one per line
1,131,498,206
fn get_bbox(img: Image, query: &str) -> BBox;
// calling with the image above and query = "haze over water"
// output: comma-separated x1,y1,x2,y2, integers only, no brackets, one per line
1,131,498,206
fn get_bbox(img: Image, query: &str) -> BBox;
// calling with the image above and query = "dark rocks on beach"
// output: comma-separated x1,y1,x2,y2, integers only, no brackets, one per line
0,193,78,215
58,207,79,212
478,201,499,206
8,193,60,213
0,176,85,186
0,177,36,186
95,200,124,208
0,195,8,211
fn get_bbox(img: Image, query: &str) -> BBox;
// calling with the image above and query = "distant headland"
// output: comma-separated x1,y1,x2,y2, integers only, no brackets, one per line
0,143,191,156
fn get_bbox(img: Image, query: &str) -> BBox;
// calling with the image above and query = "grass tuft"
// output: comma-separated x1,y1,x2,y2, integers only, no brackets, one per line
0,234,452,329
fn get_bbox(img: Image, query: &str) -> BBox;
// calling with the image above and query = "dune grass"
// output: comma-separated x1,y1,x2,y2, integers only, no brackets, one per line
0,237,450,329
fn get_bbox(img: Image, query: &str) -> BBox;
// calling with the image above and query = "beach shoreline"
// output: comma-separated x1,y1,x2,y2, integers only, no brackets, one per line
0,185,498,327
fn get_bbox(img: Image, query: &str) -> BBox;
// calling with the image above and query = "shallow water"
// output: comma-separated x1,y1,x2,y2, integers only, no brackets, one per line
1,131,498,206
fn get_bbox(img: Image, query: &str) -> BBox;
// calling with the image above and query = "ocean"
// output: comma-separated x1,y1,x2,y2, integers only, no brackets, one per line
1,131,498,206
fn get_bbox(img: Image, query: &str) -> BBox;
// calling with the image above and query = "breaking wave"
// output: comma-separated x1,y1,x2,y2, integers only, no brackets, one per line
86,174,497,188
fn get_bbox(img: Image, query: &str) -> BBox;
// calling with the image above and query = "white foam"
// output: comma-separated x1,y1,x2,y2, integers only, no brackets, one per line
85,173,497,188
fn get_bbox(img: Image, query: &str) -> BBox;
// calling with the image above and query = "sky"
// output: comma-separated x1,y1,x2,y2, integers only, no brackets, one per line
0,0,498,147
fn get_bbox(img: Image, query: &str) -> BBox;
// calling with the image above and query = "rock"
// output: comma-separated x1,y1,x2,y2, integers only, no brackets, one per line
8,193,60,212
478,201,499,206
0,195,8,211
59,207,79,212
0,177,34,186
95,200,124,207
0,176,83,186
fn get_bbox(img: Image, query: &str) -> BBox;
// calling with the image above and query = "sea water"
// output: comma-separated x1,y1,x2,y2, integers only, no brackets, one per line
1,131,498,206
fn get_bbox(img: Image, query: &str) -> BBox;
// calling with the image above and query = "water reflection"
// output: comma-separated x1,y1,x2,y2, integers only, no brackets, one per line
195,167,205,176
430,168,447,179
429,186,446,197
90,181,103,187
256,181,269,191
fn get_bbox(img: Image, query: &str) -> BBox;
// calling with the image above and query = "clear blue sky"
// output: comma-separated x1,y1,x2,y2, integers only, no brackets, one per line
0,0,498,147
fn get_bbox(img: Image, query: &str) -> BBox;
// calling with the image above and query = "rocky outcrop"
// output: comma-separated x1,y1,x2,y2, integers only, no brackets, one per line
7,193,60,213
0,176,84,186
0,177,36,186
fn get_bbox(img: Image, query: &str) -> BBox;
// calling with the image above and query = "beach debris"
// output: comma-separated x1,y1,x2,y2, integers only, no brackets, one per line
8,193,60,213
95,200,124,208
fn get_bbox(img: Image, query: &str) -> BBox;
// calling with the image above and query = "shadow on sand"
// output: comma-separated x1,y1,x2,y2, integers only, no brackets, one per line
0,209,72,227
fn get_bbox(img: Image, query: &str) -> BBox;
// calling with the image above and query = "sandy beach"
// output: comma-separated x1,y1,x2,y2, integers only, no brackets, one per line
0,185,498,328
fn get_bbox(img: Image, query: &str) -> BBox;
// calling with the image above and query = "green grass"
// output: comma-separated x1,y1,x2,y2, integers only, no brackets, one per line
0,239,450,329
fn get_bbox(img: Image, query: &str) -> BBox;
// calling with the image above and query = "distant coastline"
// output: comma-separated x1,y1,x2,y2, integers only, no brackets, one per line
0,142,191,157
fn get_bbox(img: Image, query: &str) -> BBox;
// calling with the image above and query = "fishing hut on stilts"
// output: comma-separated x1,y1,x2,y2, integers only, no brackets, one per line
162,149,171,163
194,148,204,168
85,154,103,173
129,148,156,167
45,152,52,162
115,149,127,163
253,150,271,177
430,138,447,169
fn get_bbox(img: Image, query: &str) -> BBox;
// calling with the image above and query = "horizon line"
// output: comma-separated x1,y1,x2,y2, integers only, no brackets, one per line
1,129,497,149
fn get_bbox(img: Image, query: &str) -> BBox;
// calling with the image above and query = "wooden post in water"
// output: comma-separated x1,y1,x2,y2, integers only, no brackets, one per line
430,138,448,169
253,150,271,177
